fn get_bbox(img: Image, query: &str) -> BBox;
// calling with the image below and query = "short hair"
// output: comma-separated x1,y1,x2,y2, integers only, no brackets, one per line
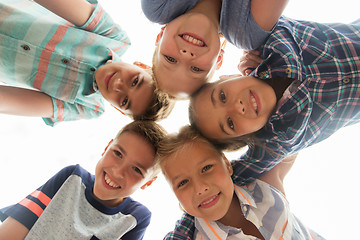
116,120,168,176
157,125,223,170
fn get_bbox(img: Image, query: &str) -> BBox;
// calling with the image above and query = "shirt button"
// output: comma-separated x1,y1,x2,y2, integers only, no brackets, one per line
343,78,350,84
307,79,311,85
243,205,248,212
90,67,96,72
21,44,30,51
285,68,292,74
62,58,69,64
259,72,266,77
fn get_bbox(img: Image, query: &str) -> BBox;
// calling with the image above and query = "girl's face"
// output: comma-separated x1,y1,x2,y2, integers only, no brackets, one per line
163,141,234,221
154,12,222,97
192,76,277,140
95,62,154,116
93,132,156,207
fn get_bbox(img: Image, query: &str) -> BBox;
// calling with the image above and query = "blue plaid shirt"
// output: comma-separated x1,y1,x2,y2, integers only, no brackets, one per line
165,16,360,239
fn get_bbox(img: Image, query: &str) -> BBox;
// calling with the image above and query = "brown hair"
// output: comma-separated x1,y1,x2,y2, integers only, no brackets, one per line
116,120,168,176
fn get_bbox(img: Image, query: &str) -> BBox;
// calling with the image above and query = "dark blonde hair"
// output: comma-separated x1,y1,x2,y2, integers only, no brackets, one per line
116,120,168,176
157,125,223,170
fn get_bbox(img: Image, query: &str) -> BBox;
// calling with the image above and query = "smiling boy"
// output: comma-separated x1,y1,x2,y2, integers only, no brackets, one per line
0,121,166,240
0,0,173,126
158,126,325,239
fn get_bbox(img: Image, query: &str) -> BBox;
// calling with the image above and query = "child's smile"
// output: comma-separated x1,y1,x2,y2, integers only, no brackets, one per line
192,76,276,140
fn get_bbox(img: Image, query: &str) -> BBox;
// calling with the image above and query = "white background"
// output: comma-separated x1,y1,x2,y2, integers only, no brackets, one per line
1,0,359,239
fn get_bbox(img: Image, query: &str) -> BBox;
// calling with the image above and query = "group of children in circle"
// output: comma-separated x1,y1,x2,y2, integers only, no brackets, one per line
1,0,359,239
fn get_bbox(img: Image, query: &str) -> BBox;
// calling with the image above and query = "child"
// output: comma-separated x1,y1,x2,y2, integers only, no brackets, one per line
0,120,167,239
189,17,360,184
0,0,173,126
158,126,324,239
141,0,288,97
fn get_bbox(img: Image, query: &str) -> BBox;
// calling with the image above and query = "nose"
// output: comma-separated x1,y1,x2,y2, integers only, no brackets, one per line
180,48,195,58
113,163,126,179
227,100,245,115
195,180,209,196
113,78,127,93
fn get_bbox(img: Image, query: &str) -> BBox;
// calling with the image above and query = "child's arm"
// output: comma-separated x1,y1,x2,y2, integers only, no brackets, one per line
0,86,53,118
0,217,29,240
257,153,297,195
251,0,289,31
34,0,95,27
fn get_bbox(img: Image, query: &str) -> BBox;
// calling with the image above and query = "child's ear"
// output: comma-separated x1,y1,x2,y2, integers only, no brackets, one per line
216,49,224,70
140,176,158,190
222,153,233,175
155,26,165,45
102,139,113,156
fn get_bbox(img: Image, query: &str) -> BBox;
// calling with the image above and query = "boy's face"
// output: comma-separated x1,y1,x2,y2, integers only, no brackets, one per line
93,132,156,207
95,62,154,116
163,141,234,221
192,76,277,140
154,12,222,97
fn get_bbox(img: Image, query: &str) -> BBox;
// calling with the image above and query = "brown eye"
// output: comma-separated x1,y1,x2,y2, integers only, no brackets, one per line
227,117,234,130
121,96,128,106
219,90,226,102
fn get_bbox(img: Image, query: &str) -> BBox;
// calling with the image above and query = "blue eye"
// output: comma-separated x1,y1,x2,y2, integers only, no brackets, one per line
114,150,122,158
191,66,203,72
165,55,177,63
202,165,213,173
177,179,188,188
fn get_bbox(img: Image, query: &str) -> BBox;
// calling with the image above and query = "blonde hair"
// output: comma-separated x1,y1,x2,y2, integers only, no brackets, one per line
157,125,223,171
116,120,168,176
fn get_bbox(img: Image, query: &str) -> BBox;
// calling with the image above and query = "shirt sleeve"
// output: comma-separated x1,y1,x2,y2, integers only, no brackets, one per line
42,96,105,127
220,0,272,50
79,3,131,58
164,213,195,240
0,165,78,230
141,0,198,25
121,206,151,240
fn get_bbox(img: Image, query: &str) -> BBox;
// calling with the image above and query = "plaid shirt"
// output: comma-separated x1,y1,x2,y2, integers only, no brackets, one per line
165,16,360,239
0,0,130,126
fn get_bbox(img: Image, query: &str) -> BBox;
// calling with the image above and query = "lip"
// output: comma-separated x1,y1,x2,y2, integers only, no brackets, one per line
179,33,206,47
249,90,261,115
102,172,121,190
104,72,116,90
198,192,220,209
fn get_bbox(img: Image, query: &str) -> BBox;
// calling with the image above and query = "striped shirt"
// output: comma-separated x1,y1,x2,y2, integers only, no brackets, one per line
194,181,325,240
233,17,360,184
164,178,325,239
0,0,130,126
0,165,151,240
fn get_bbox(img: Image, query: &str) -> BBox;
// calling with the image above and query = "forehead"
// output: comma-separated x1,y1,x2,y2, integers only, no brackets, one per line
163,141,221,174
114,132,156,168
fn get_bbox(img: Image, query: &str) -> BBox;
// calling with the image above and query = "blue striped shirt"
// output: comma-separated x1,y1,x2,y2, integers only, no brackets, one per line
0,0,130,126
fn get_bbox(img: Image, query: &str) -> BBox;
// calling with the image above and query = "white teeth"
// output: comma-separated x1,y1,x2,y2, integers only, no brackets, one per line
200,194,217,206
182,34,205,46
251,94,258,112
105,174,120,188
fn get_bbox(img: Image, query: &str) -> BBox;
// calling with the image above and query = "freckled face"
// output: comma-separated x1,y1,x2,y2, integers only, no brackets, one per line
93,132,156,207
95,62,154,116
163,141,234,221
155,12,221,97
192,76,276,140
